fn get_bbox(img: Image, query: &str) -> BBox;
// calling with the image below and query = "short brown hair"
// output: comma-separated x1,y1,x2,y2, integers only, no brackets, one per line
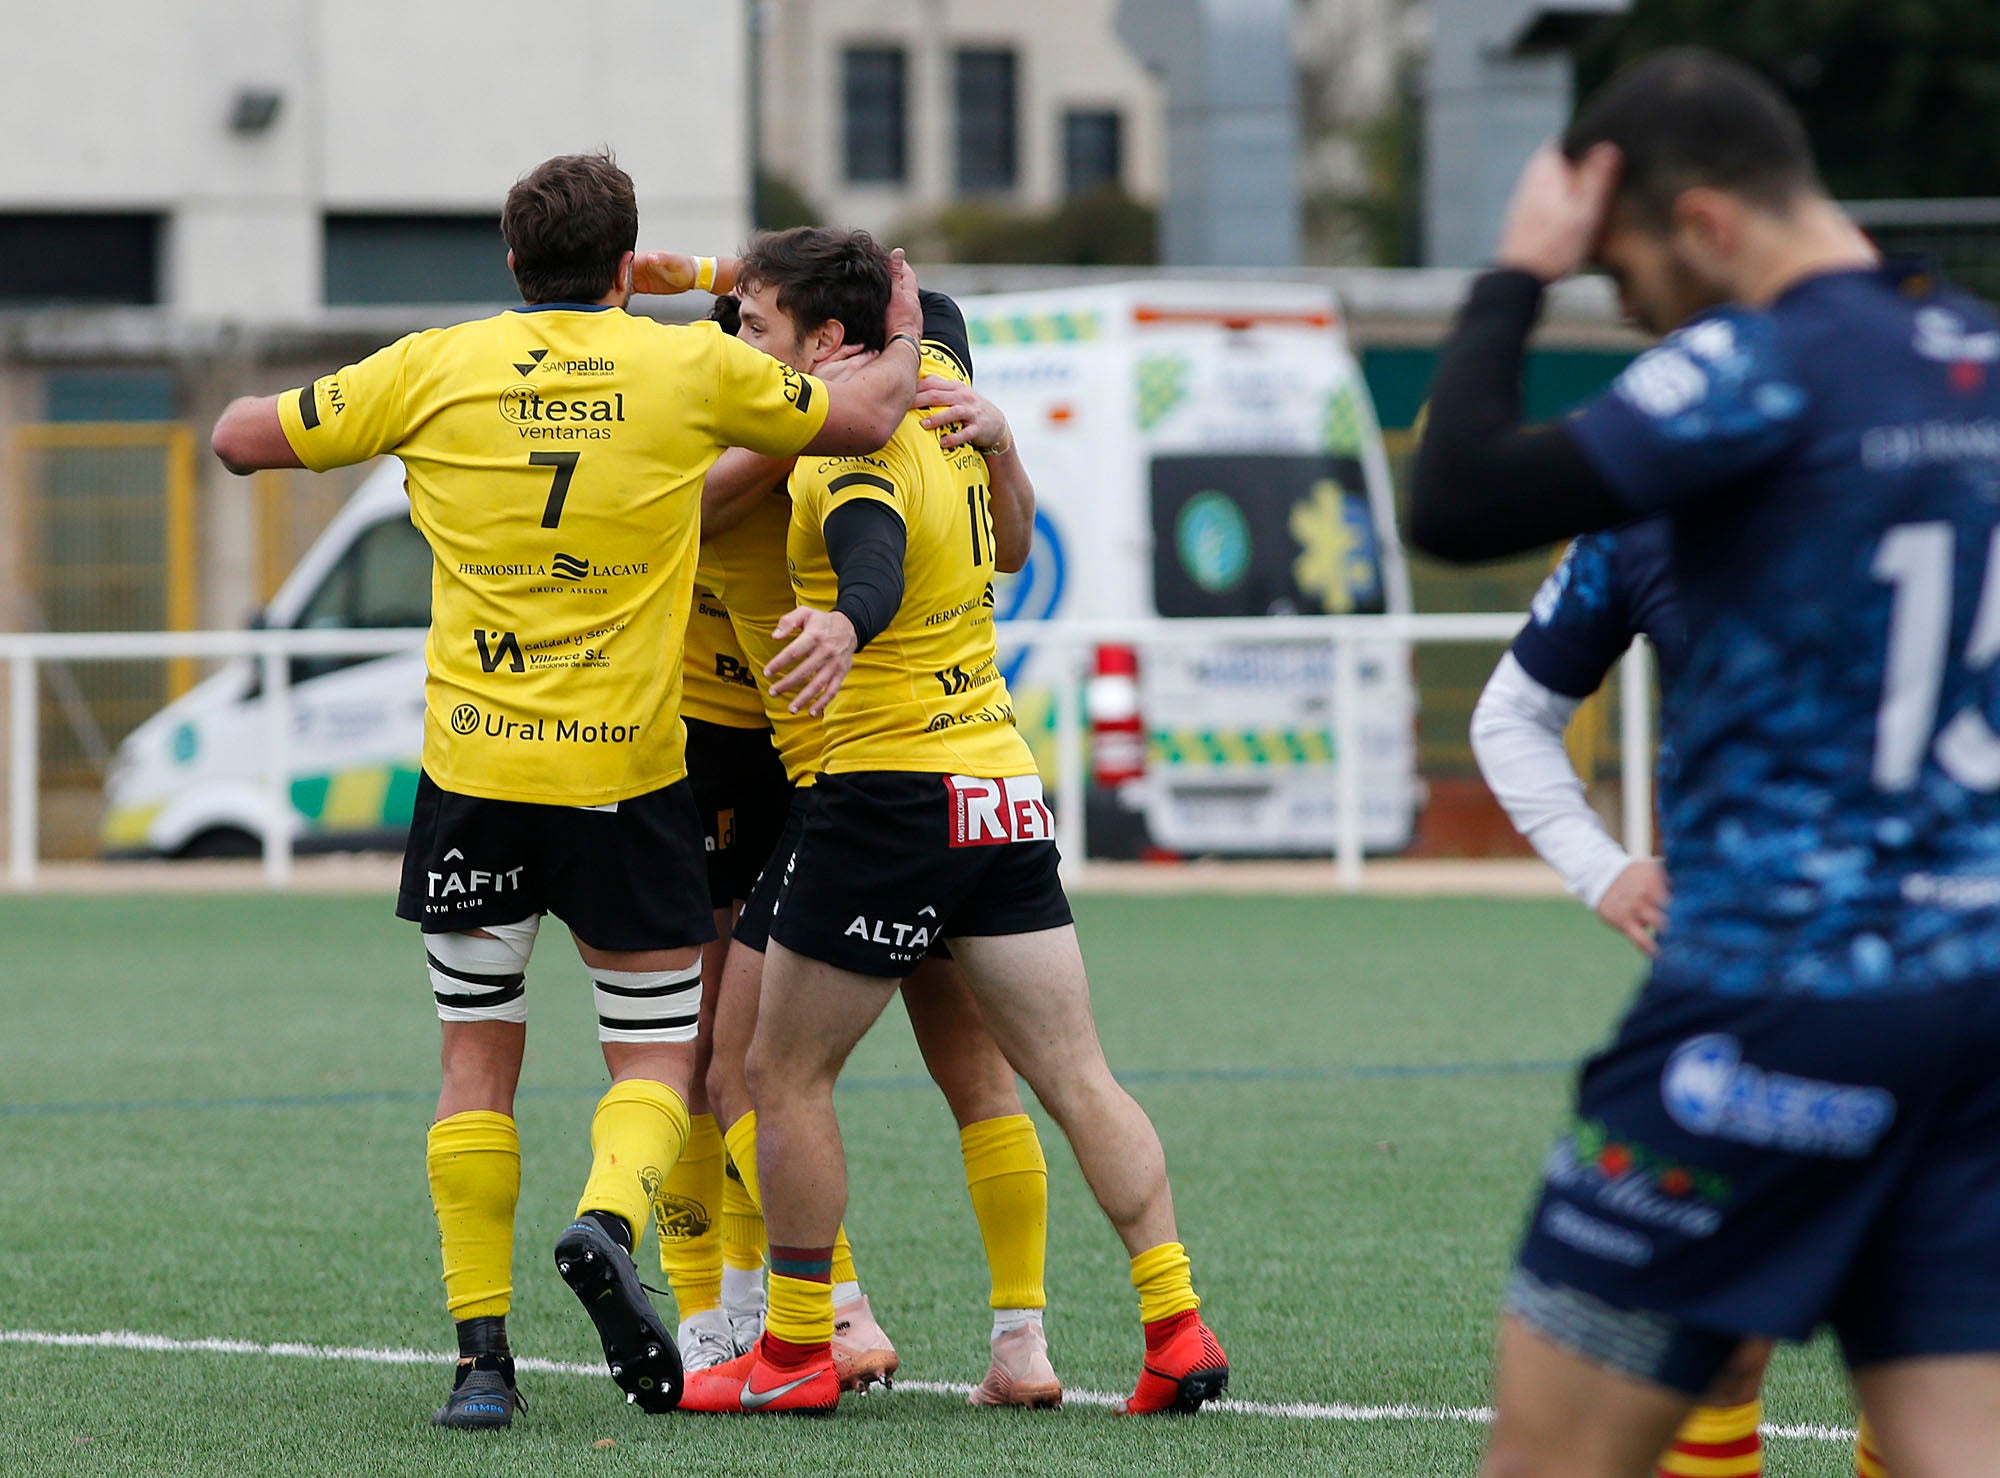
501,152,639,305
736,227,891,353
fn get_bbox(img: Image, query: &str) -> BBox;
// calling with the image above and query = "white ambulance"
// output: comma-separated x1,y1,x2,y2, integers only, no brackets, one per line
962,279,1419,855
101,458,427,857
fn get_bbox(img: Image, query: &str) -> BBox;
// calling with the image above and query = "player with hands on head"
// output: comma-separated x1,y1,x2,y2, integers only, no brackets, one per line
1412,49,2000,1478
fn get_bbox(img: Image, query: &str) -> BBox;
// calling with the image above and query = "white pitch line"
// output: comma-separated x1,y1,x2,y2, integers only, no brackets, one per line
0,1328,1858,1442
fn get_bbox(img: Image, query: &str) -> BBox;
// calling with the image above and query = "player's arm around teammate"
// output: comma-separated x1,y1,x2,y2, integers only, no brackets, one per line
694,233,1225,1420
915,374,1035,574
212,249,924,476
207,156,928,1430
678,262,1063,1402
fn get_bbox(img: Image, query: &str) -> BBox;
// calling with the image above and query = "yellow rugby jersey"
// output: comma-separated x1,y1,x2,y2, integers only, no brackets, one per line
277,308,828,806
699,491,824,783
682,586,768,729
787,355,1036,779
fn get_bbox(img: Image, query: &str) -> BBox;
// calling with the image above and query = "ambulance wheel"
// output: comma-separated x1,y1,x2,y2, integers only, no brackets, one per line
178,827,262,859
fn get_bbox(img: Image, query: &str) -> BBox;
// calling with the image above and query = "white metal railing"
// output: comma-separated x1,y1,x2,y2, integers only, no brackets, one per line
0,615,1657,891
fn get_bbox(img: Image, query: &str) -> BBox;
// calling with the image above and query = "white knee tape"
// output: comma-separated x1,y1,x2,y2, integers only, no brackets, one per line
593,960,703,1044
427,917,540,1024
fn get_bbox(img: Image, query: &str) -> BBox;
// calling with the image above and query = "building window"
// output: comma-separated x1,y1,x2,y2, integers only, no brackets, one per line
1064,110,1124,197
45,371,175,423
0,214,160,304
956,49,1019,194
323,215,514,305
843,47,908,184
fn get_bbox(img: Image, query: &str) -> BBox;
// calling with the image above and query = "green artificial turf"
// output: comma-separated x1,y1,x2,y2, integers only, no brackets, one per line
0,894,1861,1475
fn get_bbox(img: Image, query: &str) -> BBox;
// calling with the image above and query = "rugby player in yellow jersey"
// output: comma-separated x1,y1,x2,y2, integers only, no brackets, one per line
206,152,930,1428
672,229,1229,1417
648,269,1063,1405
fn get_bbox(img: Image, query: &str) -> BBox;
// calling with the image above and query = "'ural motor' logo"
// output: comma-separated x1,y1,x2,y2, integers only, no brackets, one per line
450,704,481,735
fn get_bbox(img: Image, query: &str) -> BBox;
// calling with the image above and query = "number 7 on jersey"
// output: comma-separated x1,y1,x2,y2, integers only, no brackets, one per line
531,451,580,529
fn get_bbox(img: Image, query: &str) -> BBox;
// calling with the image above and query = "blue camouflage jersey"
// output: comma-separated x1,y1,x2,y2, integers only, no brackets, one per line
1513,519,1687,701
1568,263,2000,998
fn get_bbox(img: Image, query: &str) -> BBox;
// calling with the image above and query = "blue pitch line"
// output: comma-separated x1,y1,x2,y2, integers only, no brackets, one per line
0,1058,1573,1120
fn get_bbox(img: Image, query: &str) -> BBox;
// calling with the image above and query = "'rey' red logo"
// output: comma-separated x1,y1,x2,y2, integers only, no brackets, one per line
945,774,1055,847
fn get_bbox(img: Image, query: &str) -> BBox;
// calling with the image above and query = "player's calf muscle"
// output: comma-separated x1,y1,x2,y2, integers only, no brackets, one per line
903,960,1023,1127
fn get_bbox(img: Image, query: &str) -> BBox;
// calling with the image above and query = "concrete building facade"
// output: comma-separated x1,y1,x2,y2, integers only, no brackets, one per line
754,0,1165,238
0,0,753,319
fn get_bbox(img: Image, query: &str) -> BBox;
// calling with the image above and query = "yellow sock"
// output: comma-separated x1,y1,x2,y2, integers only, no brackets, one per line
1129,1241,1200,1324
1855,1414,1887,1478
426,1110,519,1321
724,1111,859,1290
575,1079,691,1251
723,1111,762,1206
721,1155,766,1271
960,1114,1048,1310
1657,1400,1762,1478
832,1226,859,1290
767,1271,835,1347
655,1112,723,1317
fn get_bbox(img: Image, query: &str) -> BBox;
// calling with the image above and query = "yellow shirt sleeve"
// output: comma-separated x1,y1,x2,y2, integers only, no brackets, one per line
807,444,910,528
276,333,424,472
709,328,831,458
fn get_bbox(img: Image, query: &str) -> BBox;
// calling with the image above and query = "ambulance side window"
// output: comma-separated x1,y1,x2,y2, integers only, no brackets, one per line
290,518,431,681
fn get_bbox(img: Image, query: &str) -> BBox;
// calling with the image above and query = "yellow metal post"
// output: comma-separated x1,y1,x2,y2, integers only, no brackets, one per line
13,423,201,800
163,424,198,697
255,469,288,603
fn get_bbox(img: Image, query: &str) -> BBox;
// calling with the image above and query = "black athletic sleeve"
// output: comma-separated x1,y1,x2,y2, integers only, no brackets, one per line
919,289,974,381
1405,269,1629,564
824,498,908,650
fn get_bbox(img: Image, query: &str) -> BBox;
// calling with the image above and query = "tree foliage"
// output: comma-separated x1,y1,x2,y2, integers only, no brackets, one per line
1578,0,2000,199
754,170,823,231
901,189,1158,266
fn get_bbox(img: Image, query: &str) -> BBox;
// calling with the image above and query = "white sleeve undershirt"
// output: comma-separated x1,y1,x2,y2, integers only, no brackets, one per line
1470,652,1635,910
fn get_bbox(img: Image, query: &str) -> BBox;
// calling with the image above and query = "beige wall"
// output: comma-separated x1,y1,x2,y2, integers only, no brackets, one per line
0,0,752,317
758,0,1163,239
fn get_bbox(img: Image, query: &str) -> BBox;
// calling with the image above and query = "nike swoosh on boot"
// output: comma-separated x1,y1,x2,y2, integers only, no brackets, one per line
739,1370,824,1410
